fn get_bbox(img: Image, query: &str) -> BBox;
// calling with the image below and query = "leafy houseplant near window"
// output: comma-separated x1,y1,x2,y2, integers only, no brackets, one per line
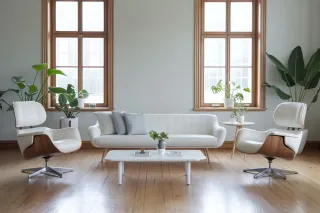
211,80,251,108
49,84,88,128
266,46,320,110
0,63,65,111
149,130,169,155
77,90,89,108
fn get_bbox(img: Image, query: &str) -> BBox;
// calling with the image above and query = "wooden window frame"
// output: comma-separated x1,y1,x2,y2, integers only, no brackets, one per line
194,0,266,111
42,0,114,111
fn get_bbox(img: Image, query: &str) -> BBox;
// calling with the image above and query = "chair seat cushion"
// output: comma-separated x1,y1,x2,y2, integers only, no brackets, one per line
93,134,218,148
53,139,82,153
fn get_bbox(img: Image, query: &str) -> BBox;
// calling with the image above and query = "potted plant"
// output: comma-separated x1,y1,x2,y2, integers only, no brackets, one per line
48,84,83,128
236,103,248,123
229,110,237,123
0,63,65,111
77,90,89,108
266,46,320,110
149,130,169,155
211,80,251,108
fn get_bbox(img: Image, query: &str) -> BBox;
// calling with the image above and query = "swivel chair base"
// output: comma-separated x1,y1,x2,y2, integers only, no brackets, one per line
243,157,297,180
21,156,73,179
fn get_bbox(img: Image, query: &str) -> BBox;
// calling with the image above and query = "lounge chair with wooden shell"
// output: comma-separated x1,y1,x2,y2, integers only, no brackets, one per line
235,102,308,179
13,101,82,179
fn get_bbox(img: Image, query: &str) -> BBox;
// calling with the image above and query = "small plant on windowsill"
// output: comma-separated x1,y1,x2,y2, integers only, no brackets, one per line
211,80,251,108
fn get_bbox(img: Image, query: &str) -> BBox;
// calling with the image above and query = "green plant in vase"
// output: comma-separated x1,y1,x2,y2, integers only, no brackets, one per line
149,130,169,154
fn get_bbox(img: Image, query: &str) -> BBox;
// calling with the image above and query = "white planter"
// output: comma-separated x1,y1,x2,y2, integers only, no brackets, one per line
60,117,78,129
239,115,245,123
224,98,234,108
229,117,237,123
77,98,85,108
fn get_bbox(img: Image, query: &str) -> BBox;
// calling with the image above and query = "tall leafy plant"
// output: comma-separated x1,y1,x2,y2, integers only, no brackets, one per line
0,63,65,111
49,84,79,118
266,46,320,110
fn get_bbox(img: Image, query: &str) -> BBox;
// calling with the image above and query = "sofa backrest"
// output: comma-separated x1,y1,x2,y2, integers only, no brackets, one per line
144,114,217,135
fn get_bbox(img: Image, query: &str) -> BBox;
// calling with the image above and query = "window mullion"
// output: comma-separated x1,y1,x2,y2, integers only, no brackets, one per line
78,0,83,91
226,0,231,94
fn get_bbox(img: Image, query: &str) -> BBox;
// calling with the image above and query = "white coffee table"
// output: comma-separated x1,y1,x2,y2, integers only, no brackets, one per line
105,150,206,185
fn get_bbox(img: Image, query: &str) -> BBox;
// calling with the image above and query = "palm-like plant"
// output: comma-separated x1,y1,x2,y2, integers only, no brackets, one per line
266,46,320,110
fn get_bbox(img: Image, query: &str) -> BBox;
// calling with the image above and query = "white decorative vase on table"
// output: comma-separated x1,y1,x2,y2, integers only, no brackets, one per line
239,115,245,123
157,140,166,155
77,98,85,108
60,117,78,128
224,98,234,108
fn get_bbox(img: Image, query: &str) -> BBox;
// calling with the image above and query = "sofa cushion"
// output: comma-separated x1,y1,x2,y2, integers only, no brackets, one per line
93,134,218,148
94,112,115,135
112,111,127,135
124,113,147,135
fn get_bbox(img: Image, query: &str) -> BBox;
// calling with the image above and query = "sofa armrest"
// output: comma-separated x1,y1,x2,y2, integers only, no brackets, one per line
212,124,226,147
88,122,102,143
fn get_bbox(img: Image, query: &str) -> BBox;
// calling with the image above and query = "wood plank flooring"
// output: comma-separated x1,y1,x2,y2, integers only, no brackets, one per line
1,148,320,213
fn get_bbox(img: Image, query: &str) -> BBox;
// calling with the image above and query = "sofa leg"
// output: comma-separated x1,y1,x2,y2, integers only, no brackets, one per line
206,148,211,163
101,149,108,163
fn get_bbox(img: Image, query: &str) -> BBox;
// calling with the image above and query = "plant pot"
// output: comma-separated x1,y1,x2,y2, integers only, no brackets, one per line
224,98,234,108
77,98,85,108
239,115,245,123
157,140,166,155
60,117,78,129
229,117,237,123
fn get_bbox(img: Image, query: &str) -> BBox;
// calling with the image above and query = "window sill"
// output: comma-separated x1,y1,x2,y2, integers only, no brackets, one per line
45,107,113,112
194,107,267,112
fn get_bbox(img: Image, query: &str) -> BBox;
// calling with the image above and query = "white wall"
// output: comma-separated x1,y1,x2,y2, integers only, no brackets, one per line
0,0,320,141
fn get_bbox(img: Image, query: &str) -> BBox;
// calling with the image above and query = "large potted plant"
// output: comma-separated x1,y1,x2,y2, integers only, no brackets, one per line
266,46,320,110
211,80,250,108
48,84,85,128
0,63,65,110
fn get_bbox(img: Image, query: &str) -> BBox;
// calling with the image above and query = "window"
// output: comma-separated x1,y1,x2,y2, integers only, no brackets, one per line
194,0,266,110
42,0,113,109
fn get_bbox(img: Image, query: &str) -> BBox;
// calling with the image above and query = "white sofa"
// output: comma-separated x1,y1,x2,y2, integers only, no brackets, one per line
89,113,226,162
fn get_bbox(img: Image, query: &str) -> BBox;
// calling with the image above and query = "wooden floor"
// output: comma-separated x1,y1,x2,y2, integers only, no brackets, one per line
1,149,320,213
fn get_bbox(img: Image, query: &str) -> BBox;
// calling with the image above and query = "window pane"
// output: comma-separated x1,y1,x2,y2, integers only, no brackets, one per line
204,38,225,67
83,38,104,66
56,68,78,90
83,2,104,32
230,38,252,67
56,38,78,66
204,68,225,103
83,68,104,103
231,2,252,32
230,68,252,103
56,2,78,31
204,2,226,32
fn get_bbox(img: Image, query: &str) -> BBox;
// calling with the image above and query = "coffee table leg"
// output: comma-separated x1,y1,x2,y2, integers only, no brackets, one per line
122,162,124,175
118,161,123,185
185,161,191,185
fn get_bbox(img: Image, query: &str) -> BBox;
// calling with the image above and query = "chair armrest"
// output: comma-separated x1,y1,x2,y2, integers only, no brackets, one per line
212,124,227,147
236,128,268,154
268,129,301,138
88,122,102,141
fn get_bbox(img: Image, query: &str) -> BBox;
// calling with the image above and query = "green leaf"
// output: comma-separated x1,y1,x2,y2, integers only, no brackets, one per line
78,90,89,99
67,84,75,94
17,82,26,89
266,53,295,87
12,76,25,83
288,46,305,85
265,83,291,100
304,70,320,89
69,98,78,107
58,94,67,107
243,88,251,93
47,69,66,77
28,85,38,94
304,49,320,78
32,63,48,72
311,87,320,104
48,87,67,94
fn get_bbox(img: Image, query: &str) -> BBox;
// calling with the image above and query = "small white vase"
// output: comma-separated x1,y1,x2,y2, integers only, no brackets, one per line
60,117,78,129
77,98,85,108
239,115,245,123
224,98,234,108
229,117,237,123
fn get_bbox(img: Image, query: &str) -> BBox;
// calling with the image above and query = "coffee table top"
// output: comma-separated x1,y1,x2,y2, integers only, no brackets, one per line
105,150,206,162
223,121,255,126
